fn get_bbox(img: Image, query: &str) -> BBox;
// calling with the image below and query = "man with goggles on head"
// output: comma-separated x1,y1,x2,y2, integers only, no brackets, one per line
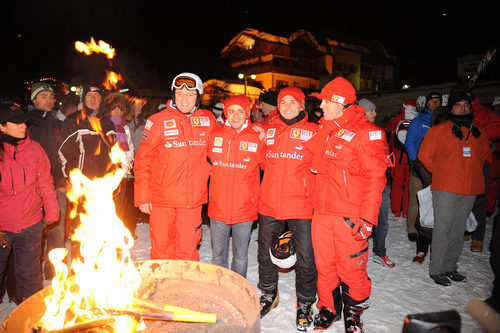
134,72,217,261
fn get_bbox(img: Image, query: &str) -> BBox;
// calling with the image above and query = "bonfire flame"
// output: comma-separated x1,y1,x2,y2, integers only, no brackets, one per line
75,37,116,59
39,144,141,332
103,70,123,91
129,96,147,107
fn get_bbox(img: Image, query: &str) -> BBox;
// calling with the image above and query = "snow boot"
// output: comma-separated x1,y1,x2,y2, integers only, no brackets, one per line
314,286,342,330
343,302,369,332
445,270,467,282
296,300,314,331
430,273,452,286
259,287,279,318
314,307,340,330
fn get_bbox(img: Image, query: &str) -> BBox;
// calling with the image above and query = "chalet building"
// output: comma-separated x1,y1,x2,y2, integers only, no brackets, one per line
204,28,394,106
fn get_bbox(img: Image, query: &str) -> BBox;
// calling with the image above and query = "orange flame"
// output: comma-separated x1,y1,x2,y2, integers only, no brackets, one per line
103,70,123,91
129,96,147,107
75,37,116,59
39,144,141,332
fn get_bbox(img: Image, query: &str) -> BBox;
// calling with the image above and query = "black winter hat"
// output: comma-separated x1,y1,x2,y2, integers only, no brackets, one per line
259,91,278,107
0,103,31,124
447,91,472,111
426,91,442,105
82,84,102,100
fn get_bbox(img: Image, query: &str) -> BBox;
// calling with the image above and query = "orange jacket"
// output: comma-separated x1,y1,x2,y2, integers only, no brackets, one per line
134,101,216,208
259,113,318,220
417,121,490,195
304,105,388,224
207,122,265,224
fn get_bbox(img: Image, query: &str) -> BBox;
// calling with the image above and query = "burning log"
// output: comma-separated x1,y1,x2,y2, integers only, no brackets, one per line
132,298,217,323
31,317,115,333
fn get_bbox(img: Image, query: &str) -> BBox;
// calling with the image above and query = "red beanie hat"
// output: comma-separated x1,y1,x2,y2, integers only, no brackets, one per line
317,77,356,105
223,95,251,118
403,98,416,107
278,87,305,108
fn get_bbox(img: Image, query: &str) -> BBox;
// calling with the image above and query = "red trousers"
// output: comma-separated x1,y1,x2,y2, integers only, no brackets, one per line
312,212,371,311
487,154,500,214
149,205,203,260
390,153,410,218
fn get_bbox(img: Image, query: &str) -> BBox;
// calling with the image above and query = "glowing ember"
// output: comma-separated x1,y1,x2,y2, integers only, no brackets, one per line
39,144,141,332
103,70,123,91
75,37,116,59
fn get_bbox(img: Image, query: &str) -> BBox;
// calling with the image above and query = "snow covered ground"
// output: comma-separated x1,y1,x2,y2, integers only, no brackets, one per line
1,211,495,332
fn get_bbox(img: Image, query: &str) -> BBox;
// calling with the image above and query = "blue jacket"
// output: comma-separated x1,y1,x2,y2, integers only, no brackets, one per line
405,109,432,161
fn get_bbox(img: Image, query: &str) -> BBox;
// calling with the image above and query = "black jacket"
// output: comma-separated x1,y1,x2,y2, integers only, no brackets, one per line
27,108,64,187
58,109,116,180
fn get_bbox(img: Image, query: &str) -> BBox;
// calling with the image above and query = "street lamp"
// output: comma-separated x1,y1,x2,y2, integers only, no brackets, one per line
238,73,256,95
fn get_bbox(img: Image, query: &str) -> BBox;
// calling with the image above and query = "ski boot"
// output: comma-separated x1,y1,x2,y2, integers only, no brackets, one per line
296,300,314,331
259,287,279,318
314,286,342,330
343,302,369,332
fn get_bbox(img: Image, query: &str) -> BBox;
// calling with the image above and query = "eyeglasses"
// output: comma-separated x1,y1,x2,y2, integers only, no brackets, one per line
173,76,197,90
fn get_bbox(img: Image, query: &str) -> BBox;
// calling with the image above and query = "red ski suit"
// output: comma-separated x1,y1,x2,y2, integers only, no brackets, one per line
134,101,216,260
472,98,500,212
304,105,388,309
259,114,318,220
207,122,265,224
384,111,410,218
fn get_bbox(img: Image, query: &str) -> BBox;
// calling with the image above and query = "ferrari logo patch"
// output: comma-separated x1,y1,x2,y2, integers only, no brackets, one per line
240,141,257,152
335,128,355,142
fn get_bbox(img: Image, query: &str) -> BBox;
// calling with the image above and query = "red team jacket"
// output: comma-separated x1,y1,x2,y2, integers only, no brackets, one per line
259,114,318,220
134,101,216,208
305,105,388,224
207,122,265,224
0,137,59,232
472,97,500,143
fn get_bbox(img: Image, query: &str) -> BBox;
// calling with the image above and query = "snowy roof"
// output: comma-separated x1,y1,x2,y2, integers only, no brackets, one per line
221,28,371,56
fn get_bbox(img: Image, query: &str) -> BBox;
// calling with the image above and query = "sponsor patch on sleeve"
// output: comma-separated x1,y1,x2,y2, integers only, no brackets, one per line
266,128,276,138
145,119,154,131
369,130,382,141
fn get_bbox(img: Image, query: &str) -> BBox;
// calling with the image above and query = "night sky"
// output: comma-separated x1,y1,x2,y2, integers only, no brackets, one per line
1,0,497,97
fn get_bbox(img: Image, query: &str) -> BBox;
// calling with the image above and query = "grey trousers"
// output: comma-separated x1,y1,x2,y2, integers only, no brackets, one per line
429,190,476,276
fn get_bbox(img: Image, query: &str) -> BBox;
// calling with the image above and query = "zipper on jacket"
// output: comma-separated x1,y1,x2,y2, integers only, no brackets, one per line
182,119,193,208
277,129,285,216
10,167,15,194
343,168,347,185
22,165,26,184
303,177,309,198
228,137,235,221
226,139,232,161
